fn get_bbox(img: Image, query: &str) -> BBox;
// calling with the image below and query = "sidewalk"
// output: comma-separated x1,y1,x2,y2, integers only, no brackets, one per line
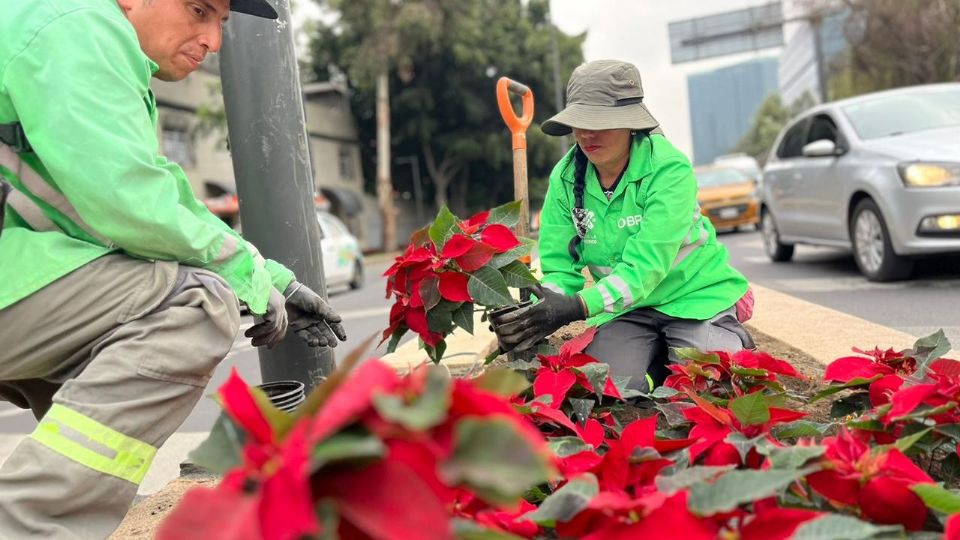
11,282,960,537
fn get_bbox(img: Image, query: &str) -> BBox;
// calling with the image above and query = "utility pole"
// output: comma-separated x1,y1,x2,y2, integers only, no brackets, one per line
376,72,397,252
396,156,424,226
220,0,334,390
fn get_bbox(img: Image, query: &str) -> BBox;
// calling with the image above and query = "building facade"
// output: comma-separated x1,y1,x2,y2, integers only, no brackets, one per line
686,56,780,165
150,60,373,247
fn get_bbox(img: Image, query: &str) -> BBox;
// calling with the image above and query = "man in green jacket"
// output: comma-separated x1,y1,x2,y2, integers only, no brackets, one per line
0,0,345,536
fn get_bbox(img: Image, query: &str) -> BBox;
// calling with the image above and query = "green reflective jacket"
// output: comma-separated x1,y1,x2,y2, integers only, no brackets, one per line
539,134,748,327
0,0,292,314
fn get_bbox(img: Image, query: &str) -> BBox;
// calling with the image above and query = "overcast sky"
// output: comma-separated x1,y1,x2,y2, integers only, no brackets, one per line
292,0,784,158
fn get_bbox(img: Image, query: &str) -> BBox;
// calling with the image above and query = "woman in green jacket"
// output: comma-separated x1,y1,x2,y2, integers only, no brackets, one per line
492,59,754,391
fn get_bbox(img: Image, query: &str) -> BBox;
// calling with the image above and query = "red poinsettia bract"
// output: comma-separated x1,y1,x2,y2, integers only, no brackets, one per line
806,429,934,530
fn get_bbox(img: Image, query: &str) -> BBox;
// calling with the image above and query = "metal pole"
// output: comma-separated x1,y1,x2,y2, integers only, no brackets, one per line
397,156,424,225
811,14,828,103
220,0,334,390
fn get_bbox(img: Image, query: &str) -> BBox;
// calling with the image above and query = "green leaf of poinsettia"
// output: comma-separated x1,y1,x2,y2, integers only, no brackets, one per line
811,376,882,402
911,329,953,378
488,238,535,269
912,483,960,514
499,261,538,288
687,468,809,515
487,200,522,228
894,426,933,453
673,348,723,365
656,465,735,495
452,518,526,540
729,391,770,426
424,339,447,364
759,444,826,470
523,473,599,525
452,302,474,335
548,437,594,458
426,306,455,335
772,420,832,439
419,275,441,311
311,430,386,472
188,412,245,474
575,363,609,401
568,398,595,424
441,417,555,506
373,365,450,431
467,266,514,307
790,514,902,539
428,206,459,251
473,368,530,397
386,328,405,354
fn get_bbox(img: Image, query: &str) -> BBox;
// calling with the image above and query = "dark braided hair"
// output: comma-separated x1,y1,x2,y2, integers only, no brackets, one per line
567,145,589,262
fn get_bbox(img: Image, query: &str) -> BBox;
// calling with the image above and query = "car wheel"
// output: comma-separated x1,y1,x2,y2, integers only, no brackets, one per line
761,209,794,262
349,260,364,290
850,199,913,282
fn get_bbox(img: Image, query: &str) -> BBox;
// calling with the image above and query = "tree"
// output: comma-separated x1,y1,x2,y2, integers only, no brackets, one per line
732,92,817,164
310,0,442,252
829,0,960,99
307,0,584,221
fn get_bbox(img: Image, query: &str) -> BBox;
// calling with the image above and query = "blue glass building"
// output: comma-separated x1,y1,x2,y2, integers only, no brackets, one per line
687,56,780,165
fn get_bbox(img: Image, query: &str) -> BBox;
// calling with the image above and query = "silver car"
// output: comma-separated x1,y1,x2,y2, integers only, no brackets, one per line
760,83,960,281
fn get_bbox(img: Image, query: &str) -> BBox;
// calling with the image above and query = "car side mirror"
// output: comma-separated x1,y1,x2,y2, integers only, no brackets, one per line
802,139,841,157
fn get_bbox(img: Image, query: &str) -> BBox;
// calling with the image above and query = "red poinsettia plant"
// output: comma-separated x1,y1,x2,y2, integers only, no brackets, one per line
156,343,555,540
382,201,537,363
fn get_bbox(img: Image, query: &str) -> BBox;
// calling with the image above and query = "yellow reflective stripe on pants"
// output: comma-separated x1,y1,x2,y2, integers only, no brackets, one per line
30,404,157,485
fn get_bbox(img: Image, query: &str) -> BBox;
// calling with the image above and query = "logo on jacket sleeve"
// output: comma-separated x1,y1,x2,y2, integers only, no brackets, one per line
572,208,597,238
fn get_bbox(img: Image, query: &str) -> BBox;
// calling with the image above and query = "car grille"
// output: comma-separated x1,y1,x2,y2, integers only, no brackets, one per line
708,204,749,218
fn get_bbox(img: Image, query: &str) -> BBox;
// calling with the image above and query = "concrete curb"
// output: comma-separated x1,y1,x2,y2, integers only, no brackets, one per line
748,284,959,364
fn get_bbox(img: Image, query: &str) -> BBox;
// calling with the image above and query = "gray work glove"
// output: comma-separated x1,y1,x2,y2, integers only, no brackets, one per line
490,284,587,352
245,287,289,348
283,281,347,348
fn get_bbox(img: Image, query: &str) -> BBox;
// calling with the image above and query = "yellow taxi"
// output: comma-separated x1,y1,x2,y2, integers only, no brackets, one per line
694,165,760,231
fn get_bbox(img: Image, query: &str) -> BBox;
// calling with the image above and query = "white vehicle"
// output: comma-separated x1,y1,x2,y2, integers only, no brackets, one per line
317,211,364,290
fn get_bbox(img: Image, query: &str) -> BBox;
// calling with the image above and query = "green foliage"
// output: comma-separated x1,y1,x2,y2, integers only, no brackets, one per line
440,417,555,506
523,473,598,525
307,0,585,212
731,92,817,164
467,266,514,307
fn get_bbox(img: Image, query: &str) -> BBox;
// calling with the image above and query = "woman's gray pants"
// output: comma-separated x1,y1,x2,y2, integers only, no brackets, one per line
0,254,240,539
583,306,754,392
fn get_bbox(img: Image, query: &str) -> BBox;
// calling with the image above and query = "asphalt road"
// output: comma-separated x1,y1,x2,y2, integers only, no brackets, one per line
718,228,960,349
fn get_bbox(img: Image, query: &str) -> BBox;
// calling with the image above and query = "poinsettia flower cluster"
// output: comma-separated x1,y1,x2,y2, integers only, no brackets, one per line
664,348,804,399
806,429,935,530
157,358,555,540
382,203,534,362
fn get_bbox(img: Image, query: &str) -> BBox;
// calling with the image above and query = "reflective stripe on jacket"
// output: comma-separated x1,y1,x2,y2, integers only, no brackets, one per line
538,134,748,326
0,0,292,313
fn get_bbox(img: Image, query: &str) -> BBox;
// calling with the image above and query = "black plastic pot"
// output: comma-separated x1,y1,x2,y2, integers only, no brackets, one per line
257,380,306,413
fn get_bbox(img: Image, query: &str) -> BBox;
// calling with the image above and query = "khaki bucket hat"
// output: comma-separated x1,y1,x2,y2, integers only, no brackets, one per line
541,60,659,136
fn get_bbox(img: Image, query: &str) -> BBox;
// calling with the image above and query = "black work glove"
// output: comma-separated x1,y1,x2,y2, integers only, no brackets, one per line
490,284,587,352
283,281,347,348
245,287,288,348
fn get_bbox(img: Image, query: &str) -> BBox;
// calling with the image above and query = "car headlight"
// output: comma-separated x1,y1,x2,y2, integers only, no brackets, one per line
898,162,960,187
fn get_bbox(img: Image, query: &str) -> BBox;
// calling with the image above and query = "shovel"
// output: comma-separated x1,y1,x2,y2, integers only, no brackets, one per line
495,77,535,361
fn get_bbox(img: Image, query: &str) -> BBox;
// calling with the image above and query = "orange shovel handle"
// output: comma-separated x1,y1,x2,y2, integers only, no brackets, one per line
496,77,534,150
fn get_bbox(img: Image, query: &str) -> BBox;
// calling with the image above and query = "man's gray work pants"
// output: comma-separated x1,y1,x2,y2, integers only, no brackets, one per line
0,254,240,539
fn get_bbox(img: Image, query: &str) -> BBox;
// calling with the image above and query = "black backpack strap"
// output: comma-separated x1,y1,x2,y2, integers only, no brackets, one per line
0,123,31,153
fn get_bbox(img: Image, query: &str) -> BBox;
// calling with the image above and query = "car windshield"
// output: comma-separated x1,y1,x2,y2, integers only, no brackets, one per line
695,167,748,187
842,87,960,139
